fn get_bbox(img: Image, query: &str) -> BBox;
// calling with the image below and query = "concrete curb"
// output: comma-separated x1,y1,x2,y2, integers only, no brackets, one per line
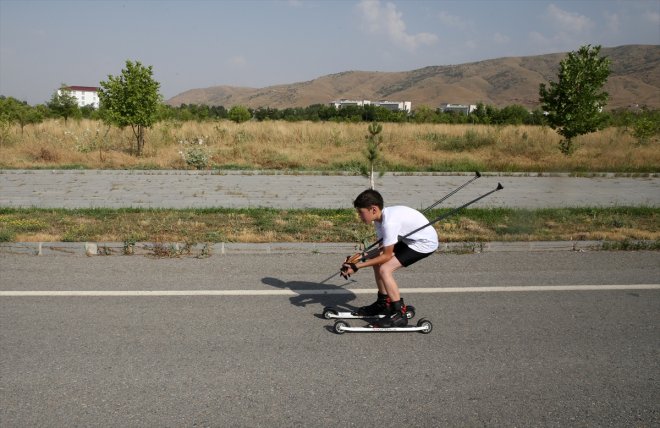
0,240,646,257
1,169,657,178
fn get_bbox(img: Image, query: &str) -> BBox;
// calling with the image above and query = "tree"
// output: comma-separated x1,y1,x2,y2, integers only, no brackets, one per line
412,105,437,123
365,122,384,189
0,96,44,134
47,85,79,124
98,60,161,156
631,109,660,145
539,45,611,154
494,104,530,125
228,105,252,123
471,102,489,124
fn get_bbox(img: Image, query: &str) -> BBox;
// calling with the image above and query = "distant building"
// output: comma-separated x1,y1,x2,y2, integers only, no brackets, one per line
330,99,412,114
439,103,477,115
58,86,100,108
331,99,367,108
375,100,412,113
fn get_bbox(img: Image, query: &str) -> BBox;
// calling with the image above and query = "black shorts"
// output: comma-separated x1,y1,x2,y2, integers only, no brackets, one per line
393,241,434,267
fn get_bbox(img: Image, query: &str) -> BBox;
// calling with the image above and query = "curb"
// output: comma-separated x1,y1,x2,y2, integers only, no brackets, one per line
0,240,641,257
1,169,658,178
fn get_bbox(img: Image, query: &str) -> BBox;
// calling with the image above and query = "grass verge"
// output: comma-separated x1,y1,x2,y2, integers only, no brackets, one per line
0,207,657,246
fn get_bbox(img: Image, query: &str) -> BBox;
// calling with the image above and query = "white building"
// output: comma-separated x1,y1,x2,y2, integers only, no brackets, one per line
375,100,412,113
330,99,412,114
58,86,100,108
439,103,477,115
330,99,367,109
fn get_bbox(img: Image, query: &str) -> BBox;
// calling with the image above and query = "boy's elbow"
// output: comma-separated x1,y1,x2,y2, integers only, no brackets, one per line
382,252,395,262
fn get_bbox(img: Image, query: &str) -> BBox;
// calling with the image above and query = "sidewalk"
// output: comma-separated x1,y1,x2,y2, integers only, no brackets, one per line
1,170,659,209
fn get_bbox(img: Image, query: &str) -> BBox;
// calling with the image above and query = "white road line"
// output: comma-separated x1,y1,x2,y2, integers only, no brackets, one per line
0,284,658,297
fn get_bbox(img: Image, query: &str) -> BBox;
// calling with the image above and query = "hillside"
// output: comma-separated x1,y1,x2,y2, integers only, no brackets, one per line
166,45,660,110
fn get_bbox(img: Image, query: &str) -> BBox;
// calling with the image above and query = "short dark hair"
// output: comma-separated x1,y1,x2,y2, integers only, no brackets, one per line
353,189,383,209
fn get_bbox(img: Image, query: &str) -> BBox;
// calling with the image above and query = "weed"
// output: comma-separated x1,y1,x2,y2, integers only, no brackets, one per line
0,229,15,242
123,237,137,255
177,137,211,169
148,241,194,258
234,129,253,144
98,245,113,256
198,242,212,258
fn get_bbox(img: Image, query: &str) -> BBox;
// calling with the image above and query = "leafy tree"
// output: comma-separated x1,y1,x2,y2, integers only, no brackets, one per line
254,107,281,121
528,108,547,126
14,102,43,133
494,104,530,125
412,105,437,123
47,85,79,124
471,102,489,124
98,60,162,156
228,105,252,123
0,96,44,134
80,104,101,120
209,105,228,119
631,110,660,145
539,45,611,154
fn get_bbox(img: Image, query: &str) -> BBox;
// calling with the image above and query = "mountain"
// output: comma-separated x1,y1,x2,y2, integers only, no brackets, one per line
166,45,660,110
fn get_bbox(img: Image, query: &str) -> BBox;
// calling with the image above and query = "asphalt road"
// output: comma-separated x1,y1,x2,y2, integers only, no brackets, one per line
1,169,659,209
1,251,659,427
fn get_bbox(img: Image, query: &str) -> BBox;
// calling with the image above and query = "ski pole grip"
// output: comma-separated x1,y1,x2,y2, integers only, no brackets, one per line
346,252,365,264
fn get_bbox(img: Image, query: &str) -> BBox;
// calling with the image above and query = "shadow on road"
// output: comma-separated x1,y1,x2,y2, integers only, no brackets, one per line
261,276,360,317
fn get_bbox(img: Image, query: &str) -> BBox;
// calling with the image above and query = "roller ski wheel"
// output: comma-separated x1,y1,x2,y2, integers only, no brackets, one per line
416,318,433,334
322,305,416,320
322,306,338,319
405,305,416,320
331,318,432,334
333,320,349,334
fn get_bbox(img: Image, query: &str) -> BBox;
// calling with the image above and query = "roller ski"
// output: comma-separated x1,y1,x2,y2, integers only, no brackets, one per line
322,304,416,320
323,294,415,320
333,318,433,334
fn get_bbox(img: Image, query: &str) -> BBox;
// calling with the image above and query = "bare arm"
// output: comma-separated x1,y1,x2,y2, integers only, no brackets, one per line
341,244,394,277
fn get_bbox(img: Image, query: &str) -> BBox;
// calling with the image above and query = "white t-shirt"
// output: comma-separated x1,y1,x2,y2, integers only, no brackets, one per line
375,206,439,254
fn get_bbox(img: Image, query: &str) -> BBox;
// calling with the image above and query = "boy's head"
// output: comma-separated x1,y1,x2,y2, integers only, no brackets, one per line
353,189,384,210
354,189,383,224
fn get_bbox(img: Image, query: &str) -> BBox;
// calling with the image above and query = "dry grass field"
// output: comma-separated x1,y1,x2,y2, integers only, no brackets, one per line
1,119,658,173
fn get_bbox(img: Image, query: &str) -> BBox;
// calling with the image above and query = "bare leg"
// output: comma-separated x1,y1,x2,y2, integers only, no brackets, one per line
373,257,404,301
372,266,387,295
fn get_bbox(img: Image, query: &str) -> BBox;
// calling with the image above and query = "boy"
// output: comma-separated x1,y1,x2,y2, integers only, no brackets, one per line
340,189,439,327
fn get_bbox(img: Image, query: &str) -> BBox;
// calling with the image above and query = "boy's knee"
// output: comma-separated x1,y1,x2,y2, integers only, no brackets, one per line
377,264,395,276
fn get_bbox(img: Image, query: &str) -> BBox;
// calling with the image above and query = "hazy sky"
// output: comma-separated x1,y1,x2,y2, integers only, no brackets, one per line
1,0,658,105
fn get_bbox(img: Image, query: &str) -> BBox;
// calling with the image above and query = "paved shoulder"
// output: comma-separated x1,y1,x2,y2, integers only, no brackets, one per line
1,170,658,209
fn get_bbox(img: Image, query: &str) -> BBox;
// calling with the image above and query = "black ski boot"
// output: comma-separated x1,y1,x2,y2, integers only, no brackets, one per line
355,293,390,317
373,299,408,327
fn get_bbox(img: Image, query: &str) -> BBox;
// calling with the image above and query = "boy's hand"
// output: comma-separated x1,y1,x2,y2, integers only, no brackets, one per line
340,262,359,279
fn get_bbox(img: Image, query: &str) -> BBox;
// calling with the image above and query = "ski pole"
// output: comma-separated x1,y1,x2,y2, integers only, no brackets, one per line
421,171,481,214
398,182,503,241
359,171,482,254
